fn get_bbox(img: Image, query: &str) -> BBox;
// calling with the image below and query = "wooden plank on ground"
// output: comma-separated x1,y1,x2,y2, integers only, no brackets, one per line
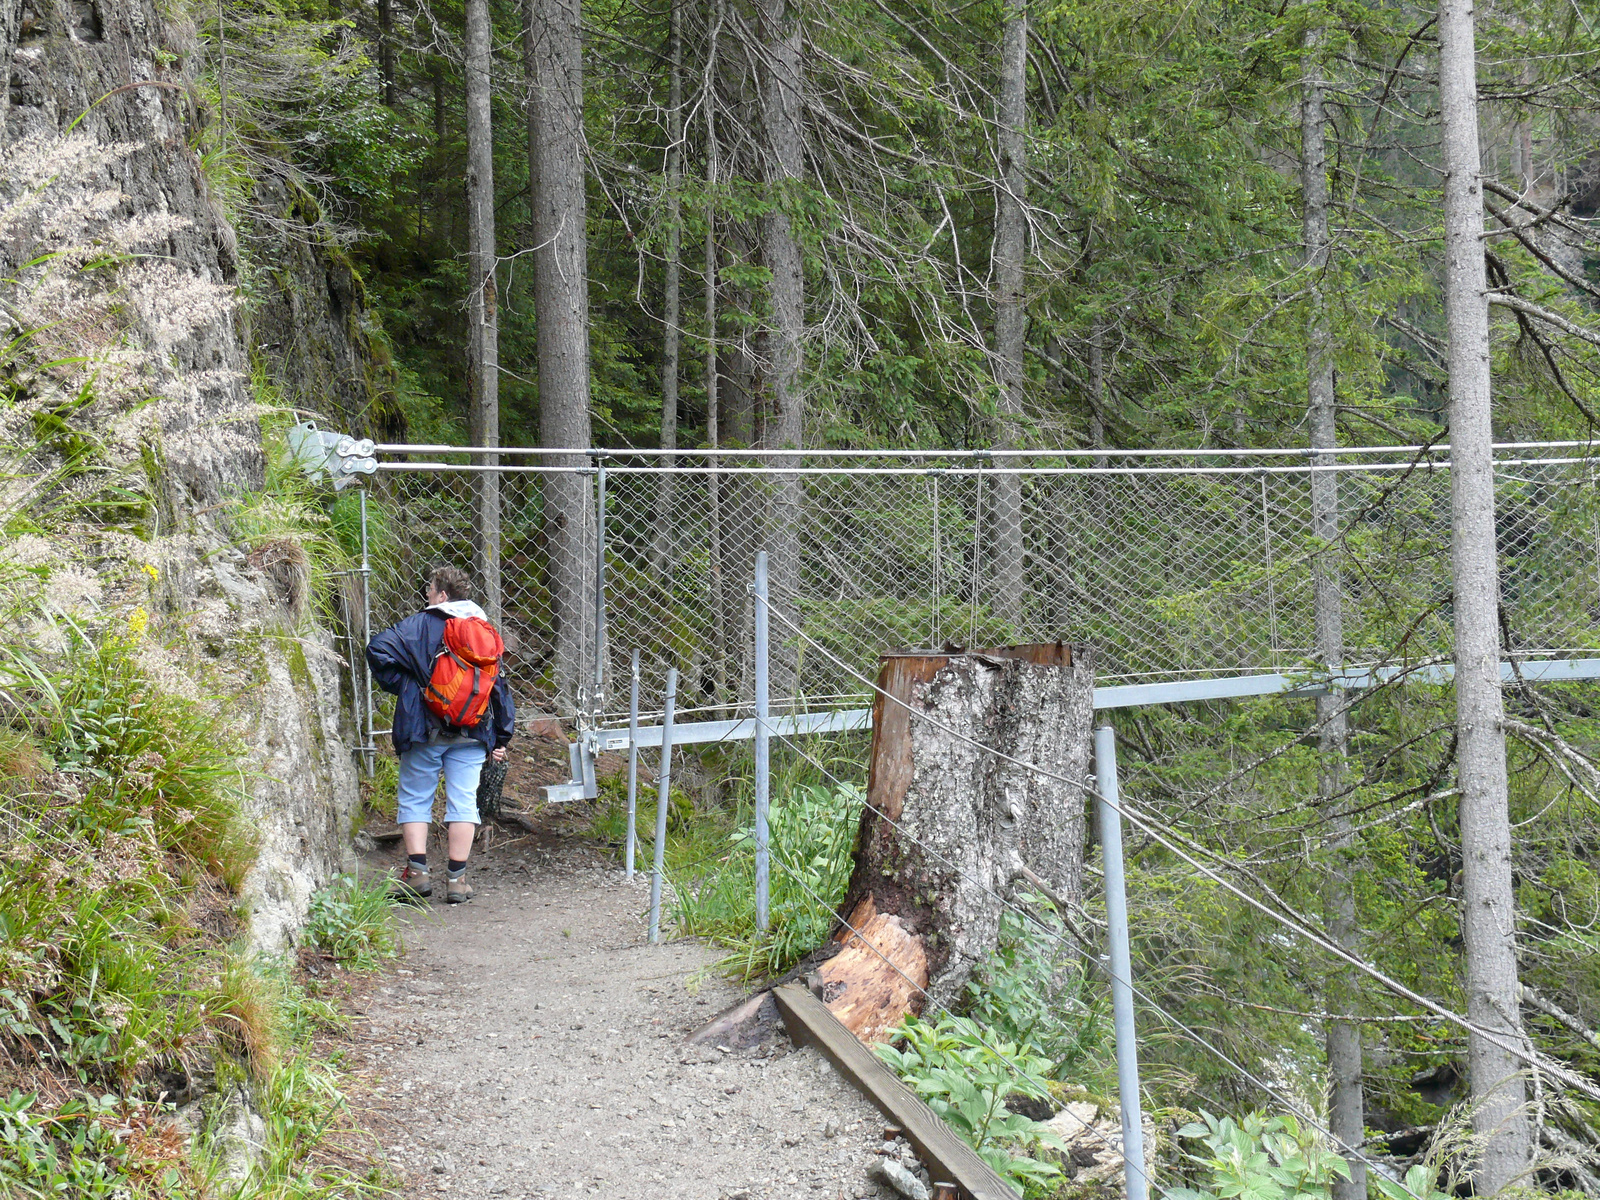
771,983,1021,1200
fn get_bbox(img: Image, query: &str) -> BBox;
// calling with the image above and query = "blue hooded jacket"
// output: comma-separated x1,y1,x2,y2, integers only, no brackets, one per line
366,600,516,756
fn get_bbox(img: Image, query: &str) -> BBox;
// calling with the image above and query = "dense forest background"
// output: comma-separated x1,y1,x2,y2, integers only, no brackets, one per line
206,0,1600,453
186,0,1600,1194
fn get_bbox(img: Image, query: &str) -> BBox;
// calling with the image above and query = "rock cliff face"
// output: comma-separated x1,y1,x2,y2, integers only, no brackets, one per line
2,0,390,949
242,174,408,442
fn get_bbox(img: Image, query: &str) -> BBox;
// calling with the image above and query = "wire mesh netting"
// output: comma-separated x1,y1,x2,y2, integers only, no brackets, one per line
362,448,1600,724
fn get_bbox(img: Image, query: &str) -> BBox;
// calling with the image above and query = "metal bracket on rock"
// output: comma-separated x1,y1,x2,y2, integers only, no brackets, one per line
287,421,377,490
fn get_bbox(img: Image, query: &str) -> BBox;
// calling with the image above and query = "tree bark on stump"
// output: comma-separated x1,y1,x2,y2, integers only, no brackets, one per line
818,644,1094,1042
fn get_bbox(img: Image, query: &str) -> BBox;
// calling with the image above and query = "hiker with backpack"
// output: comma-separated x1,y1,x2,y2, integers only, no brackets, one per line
366,566,515,904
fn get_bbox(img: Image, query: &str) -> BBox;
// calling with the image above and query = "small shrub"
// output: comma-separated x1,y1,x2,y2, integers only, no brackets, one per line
877,1013,1066,1192
966,901,1109,1085
1163,1110,1350,1200
303,875,399,971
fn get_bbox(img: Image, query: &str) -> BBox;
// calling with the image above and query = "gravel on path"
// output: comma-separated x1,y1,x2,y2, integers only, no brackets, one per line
350,825,911,1200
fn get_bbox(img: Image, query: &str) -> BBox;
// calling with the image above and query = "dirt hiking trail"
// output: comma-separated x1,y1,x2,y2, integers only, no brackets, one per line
350,805,912,1200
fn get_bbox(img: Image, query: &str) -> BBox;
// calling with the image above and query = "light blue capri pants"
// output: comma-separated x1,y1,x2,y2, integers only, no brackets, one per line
396,742,486,826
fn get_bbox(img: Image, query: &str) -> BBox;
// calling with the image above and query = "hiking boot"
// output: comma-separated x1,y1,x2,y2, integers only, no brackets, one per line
446,876,474,904
389,865,431,902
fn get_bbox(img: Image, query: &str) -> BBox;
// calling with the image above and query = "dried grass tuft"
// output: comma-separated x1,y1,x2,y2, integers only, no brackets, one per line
248,536,311,619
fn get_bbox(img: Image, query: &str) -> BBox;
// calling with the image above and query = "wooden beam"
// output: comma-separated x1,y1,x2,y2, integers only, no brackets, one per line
770,983,1021,1200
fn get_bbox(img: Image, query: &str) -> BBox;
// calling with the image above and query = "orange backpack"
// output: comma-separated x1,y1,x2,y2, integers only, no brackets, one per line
423,616,504,729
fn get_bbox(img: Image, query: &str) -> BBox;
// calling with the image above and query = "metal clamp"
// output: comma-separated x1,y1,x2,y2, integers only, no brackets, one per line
287,422,378,489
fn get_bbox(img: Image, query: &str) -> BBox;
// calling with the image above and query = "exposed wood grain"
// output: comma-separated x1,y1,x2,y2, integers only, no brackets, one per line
870,654,950,822
816,899,928,1042
771,983,1021,1200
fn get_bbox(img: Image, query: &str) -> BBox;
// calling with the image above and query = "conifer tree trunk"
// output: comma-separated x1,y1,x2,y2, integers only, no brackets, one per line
706,217,728,710
704,3,729,711
758,0,804,701
990,0,1028,632
377,0,396,108
1438,1,1530,1190
464,0,501,623
1301,25,1363,1199
526,0,596,714
652,0,683,582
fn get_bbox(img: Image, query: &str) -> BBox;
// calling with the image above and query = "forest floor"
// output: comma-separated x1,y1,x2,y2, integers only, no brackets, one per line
339,745,905,1200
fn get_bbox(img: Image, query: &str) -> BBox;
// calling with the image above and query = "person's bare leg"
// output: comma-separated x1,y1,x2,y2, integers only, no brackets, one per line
402,822,431,857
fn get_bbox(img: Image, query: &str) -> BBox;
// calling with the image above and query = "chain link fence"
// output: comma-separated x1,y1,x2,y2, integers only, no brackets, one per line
359,447,1600,726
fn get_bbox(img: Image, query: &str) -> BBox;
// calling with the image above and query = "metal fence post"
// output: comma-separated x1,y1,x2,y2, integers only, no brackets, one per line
648,666,677,944
593,454,608,723
359,487,375,776
626,648,640,880
1096,724,1149,1200
753,550,771,933
1259,471,1280,670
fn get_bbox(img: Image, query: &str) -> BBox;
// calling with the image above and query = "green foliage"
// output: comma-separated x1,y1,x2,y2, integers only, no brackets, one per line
1163,1111,1350,1200
243,1050,388,1199
229,407,357,627
1371,1165,1452,1200
877,1013,1067,1192
198,960,393,1199
328,487,388,565
0,568,387,1197
52,632,256,884
150,0,1600,1165
302,875,401,971
871,907,1113,1193
966,902,1109,1086
0,1090,188,1199
581,739,864,978
0,632,259,1093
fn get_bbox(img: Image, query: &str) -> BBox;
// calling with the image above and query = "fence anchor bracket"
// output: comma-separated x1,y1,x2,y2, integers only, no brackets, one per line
544,731,599,804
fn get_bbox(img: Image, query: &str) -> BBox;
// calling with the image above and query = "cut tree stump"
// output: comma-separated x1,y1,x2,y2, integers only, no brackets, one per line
818,644,1094,1039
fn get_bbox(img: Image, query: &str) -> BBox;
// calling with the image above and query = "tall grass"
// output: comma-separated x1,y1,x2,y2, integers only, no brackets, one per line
589,737,868,979
199,960,395,1200
671,779,863,978
49,631,257,887
229,408,359,629
0,626,258,1095
0,610,392,1195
